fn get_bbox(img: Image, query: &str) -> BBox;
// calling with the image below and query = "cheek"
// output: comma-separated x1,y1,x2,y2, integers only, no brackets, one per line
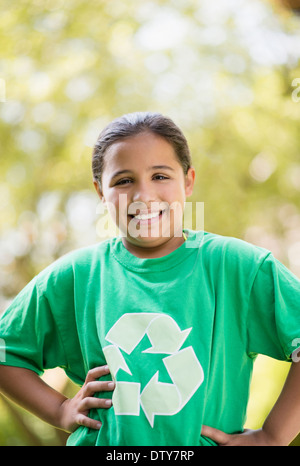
162,183,186,204
106,192,129,224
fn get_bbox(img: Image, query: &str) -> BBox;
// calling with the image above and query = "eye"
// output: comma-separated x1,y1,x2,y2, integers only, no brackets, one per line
115,178,133,186
153,174,169,181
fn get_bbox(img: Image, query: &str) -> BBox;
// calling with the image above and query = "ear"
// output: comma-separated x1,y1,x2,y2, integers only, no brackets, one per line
93,180,106,206
185,167,195,197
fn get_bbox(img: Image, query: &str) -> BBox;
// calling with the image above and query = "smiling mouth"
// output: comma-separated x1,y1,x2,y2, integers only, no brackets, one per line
128,210,165,223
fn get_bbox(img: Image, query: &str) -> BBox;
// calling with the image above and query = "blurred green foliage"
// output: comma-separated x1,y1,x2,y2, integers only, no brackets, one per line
0,0,300,446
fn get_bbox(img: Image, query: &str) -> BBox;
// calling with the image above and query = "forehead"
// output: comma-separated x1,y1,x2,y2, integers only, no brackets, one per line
103,132,179,171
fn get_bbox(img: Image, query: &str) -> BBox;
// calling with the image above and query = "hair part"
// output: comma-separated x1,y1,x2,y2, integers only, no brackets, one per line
92,112,192,188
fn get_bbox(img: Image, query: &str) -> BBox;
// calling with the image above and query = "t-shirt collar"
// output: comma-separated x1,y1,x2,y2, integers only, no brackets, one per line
111,229,202,273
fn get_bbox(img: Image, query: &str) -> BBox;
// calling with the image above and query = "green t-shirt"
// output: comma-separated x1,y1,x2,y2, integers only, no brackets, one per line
0,230,300,446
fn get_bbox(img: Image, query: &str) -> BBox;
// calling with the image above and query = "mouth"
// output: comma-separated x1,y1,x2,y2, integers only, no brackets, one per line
128,210,165,224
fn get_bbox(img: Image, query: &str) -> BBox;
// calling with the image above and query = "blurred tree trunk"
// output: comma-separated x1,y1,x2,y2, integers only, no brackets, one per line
280,0,300,11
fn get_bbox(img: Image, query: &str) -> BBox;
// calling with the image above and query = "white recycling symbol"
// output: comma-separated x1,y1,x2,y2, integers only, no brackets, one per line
103,313,204,427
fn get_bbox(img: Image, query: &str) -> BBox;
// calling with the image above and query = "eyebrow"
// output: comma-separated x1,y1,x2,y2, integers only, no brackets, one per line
110,165,175,180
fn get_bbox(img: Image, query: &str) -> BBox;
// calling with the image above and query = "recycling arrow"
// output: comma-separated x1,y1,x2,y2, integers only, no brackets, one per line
140,347,204,427
102,344,132,377
105,312,192,354
103,313,204,427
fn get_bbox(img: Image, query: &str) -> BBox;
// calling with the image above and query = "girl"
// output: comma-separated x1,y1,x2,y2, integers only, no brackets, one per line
0,112,300,446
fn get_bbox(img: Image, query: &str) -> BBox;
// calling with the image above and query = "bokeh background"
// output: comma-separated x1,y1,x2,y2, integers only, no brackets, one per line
0,0,300,446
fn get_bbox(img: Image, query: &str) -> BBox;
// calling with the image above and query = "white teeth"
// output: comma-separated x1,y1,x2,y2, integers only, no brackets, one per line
134,211,161,220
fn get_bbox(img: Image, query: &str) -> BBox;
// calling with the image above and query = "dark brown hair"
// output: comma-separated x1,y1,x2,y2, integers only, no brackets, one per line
92,112,192,187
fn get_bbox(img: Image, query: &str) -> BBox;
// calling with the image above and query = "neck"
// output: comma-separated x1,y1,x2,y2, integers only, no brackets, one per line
121,234,186,259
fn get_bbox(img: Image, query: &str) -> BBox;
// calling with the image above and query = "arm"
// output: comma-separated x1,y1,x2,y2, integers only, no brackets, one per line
201,361,300,446
262,360,300,445
0,365,114,432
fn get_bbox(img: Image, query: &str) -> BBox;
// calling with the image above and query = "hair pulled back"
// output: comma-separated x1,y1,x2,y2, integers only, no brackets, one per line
92,112,192,187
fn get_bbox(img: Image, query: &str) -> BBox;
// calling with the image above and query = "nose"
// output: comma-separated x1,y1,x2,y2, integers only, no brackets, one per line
132,179,157,205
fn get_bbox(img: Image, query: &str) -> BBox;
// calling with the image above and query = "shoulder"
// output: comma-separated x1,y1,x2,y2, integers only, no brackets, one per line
199,230,271,269
35,237,116,290
58,237,114,266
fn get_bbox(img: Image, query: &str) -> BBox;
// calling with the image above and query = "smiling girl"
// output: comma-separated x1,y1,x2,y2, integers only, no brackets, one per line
92,112,195,257
0,112,300,447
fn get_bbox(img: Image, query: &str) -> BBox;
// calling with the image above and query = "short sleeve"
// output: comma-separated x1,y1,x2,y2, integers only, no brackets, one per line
247,254,300,361
0,276,68,375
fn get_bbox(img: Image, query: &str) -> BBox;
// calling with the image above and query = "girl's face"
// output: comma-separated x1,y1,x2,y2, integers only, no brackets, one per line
94,131,195,255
